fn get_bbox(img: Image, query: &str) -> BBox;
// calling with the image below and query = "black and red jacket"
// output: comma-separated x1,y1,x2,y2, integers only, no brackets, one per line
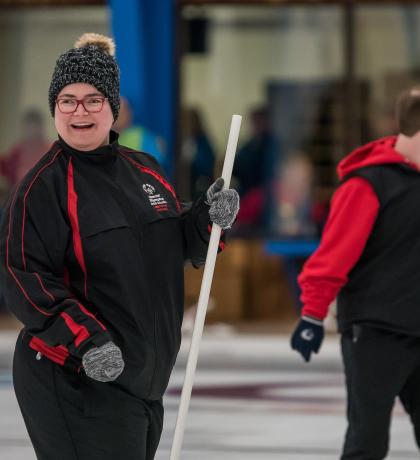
299,136,420,334
0,131,223,400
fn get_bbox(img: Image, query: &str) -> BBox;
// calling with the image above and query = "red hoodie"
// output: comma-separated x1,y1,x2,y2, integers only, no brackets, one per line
299,136,419,320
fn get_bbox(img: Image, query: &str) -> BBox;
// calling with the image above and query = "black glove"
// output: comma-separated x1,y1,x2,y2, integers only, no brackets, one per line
290,316,324,362
82,341,125,382
206,177,240,229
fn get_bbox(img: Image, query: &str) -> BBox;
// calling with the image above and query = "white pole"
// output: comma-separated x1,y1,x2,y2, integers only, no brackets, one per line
170,115,242,460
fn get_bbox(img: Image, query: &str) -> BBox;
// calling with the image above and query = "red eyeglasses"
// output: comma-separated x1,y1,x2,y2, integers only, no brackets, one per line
56,96,107,114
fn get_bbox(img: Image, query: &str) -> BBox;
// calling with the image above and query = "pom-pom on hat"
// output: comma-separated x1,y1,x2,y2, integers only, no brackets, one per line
48,33,120,120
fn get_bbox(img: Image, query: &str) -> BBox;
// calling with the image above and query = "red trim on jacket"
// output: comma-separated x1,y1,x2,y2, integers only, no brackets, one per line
299,177,380,320
29,336,69,366
60,312,90,347
65,160,106,334
21,150,61,271
140,165,181,211
120,151,181,212
6,150,63,317
77,302,107,331
34,273,55,302
67,157,88,298
6,192,53,316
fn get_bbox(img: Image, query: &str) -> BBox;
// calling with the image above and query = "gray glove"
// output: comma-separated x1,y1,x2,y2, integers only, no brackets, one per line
82,341,125,382
206,178,240,229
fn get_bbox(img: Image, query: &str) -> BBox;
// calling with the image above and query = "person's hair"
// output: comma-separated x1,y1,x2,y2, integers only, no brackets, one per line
22,108,44,126
396,86,420,137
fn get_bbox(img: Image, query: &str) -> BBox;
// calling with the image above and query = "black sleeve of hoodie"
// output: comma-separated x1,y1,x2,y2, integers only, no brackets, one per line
180,195,226,268
0,176,112,358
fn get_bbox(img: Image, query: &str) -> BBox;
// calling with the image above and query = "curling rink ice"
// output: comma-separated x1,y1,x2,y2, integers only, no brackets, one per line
0,327,418,460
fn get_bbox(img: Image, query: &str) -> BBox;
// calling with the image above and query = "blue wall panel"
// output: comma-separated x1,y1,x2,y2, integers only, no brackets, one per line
109,0,176,176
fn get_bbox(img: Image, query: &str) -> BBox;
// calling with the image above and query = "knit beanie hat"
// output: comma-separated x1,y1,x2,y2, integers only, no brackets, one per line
48,33,120,120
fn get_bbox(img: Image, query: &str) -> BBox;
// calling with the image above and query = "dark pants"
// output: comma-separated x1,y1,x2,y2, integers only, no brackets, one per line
341,325,420,459
13,332,163,460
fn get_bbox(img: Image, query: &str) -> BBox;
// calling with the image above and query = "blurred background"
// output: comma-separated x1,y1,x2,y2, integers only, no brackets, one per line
2,0,417,330
0,1,419,458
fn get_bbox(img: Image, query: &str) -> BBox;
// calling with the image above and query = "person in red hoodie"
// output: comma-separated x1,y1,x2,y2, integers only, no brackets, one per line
291,86,420,459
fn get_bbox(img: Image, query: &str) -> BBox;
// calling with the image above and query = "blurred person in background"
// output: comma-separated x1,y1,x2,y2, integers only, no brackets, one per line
112,96,168,171
272,153,315,237
1,108,51,187
233,105,279,232
0,33,239,460
181,107,215,200
310,184,333,237
290,85,420,459
0,109,45,315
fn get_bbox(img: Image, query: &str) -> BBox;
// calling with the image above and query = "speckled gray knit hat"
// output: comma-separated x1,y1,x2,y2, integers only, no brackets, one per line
48,33,120,120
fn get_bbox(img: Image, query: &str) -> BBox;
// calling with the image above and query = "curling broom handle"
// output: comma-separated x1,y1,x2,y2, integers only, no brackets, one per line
170,114,242,460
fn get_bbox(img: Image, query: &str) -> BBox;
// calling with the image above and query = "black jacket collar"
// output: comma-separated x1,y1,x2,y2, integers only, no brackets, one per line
58,130,120,164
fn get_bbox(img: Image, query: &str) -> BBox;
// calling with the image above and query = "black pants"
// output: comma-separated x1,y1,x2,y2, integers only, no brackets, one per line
13,332,163,460
341,325,420,459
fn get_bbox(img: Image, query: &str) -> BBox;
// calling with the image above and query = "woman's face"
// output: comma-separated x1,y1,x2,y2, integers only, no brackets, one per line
54,82,114,151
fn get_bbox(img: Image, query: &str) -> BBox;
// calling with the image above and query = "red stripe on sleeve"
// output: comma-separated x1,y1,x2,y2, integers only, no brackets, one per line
21,149,62,271
34,273,55,302
67,158,88,298
77,302,107,331
29,336,69,366
6,151,62,317
60,312,90,347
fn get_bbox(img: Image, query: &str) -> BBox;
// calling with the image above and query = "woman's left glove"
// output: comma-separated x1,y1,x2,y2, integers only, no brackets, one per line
82,341,125,382
206,177,240,229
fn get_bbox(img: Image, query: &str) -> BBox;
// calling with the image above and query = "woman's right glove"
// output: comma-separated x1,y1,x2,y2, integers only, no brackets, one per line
82,341,125,382
206,177,240,229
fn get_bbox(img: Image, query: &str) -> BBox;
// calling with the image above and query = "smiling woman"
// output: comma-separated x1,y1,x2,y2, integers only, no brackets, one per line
54,82,114,151
49,33,117,152
0,32,239,460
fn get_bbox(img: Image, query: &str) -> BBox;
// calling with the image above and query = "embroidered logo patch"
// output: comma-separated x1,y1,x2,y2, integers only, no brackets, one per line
142,184,155,195
142,183,169,212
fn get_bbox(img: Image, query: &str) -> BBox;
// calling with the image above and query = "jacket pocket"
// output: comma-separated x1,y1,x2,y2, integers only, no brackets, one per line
80,215,130,238
140,206,179,225
79,215,133,277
